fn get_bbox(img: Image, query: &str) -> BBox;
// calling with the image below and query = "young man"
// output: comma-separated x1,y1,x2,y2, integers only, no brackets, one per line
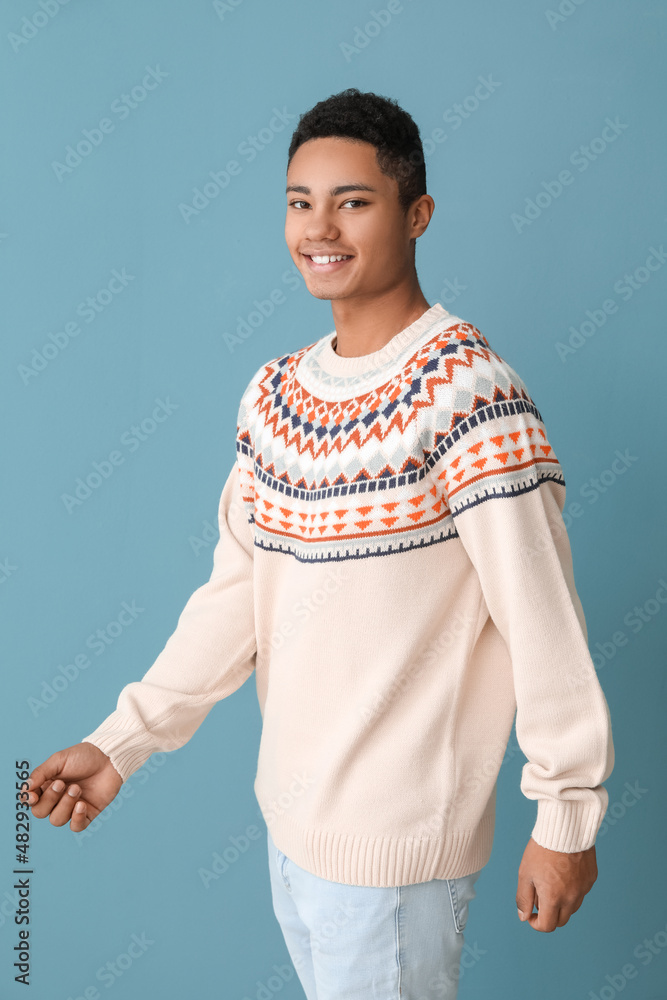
26,89,614,997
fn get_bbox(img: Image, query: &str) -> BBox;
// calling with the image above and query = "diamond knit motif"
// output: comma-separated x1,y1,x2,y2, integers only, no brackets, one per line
236,321,564,563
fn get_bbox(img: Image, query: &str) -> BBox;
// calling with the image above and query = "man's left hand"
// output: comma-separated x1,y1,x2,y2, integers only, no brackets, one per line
515,836,598,932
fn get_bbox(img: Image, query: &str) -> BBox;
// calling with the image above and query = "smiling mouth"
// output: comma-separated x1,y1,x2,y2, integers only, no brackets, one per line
302,253,354,271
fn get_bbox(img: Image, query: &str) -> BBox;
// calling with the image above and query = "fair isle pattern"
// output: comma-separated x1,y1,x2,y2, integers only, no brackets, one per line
236,321,565,563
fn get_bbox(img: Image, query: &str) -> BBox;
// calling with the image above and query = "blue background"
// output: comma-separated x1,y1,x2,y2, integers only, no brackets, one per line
1,0,665,997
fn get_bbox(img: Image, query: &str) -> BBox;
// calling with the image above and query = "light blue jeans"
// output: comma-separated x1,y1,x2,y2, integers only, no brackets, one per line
267,828,483,999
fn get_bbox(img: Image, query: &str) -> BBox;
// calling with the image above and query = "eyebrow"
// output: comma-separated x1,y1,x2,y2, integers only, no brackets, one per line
285,183,378,196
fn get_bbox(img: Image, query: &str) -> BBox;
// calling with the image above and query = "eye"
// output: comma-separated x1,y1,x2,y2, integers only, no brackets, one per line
287,198,368,209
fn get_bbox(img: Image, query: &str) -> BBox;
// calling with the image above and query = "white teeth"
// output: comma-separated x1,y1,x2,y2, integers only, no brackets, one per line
309,254,351,264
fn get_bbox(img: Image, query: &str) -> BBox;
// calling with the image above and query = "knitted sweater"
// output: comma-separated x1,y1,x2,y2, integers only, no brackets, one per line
81,302,614,887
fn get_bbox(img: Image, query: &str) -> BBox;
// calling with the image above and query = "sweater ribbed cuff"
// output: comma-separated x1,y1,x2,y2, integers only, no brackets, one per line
530,793,608,853
80,711,158,783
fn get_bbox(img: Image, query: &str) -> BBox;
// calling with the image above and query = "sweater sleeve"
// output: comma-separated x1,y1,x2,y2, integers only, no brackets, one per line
80,438,257,783
425,358,614,853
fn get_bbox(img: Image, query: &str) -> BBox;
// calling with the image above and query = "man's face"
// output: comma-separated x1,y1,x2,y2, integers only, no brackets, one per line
285,136,419,302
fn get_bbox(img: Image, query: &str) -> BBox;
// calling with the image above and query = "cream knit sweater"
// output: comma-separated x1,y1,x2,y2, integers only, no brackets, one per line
81,302,614,887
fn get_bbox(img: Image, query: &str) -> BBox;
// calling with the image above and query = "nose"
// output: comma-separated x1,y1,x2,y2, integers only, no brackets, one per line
301,205,341,242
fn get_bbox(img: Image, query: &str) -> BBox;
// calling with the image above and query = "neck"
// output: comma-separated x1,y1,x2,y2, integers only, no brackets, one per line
330,277,430,358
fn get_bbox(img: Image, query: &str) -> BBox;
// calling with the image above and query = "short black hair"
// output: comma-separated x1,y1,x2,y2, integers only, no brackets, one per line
287,88,427,214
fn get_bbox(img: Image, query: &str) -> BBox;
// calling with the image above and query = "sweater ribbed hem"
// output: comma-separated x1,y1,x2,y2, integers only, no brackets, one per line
530,793,608,853
265,806,496,887
81,712,157,783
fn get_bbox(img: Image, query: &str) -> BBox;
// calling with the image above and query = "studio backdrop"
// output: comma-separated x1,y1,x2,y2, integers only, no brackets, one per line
1,1,665,998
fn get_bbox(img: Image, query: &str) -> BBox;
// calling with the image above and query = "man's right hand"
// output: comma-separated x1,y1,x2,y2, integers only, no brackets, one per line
25,743,124,833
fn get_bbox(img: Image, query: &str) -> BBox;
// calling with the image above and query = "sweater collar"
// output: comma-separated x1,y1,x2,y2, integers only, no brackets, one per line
316,302,450,377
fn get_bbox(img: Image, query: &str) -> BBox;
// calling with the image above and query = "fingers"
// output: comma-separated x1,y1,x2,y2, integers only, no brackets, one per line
68,798,90,833
527,900,561,933
26,779,57,816
27,778,92,831
48,783,85,828
28,779,79,826
27,755,62,793
516,878,536,923
25,782,48,808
